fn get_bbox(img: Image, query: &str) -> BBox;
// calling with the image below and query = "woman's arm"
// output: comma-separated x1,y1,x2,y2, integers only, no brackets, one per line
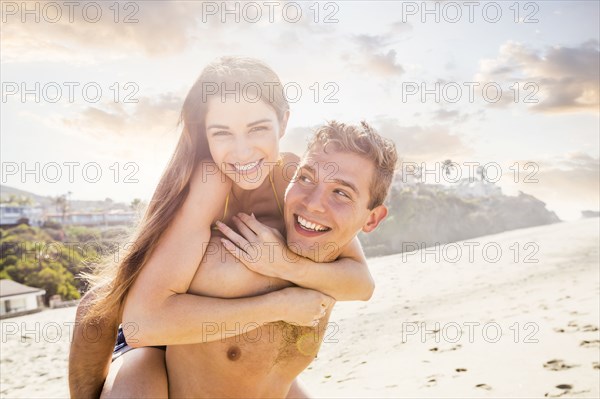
122,161,235,345
278,235,375,301
219,214,375,301
122,162,332,346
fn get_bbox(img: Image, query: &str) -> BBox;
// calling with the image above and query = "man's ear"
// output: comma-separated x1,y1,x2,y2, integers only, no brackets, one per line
279,110,290,139
362,205,388,233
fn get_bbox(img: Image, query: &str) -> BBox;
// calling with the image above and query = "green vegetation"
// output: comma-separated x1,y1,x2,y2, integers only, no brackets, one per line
0,223,130,304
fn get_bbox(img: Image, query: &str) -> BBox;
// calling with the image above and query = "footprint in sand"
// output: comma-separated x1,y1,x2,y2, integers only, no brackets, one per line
544,384,590,397
429,344,462,353
580,339,600,348
554,322,599,333
556,384,572,390
455,368,467,372
556,295,571,302
543,359,578,371
581,324,599,332
592,362,599,370
475,383,492,390
423,374,442,388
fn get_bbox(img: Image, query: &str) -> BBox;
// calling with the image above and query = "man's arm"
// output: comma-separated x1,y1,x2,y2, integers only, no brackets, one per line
69,288,119,399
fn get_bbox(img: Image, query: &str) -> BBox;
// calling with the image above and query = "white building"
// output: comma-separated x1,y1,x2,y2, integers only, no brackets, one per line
45,210,137,227
0,279,46,319
447,178,502,198
0,204,44,226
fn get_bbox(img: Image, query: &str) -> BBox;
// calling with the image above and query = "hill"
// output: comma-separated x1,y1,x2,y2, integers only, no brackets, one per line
359,184,561,257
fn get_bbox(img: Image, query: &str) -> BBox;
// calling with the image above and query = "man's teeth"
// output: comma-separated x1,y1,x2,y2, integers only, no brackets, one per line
298,215,329,232
234,160,260,171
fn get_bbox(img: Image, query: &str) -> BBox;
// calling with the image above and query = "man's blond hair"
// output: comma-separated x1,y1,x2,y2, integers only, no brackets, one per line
305,121,398,209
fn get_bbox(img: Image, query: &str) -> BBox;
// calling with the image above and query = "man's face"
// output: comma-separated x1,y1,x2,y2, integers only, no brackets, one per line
284,146,386,262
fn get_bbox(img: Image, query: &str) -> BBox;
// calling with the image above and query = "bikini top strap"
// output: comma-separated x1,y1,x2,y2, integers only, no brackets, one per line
213,160,282,230
269,168,284,217
211,191,230,231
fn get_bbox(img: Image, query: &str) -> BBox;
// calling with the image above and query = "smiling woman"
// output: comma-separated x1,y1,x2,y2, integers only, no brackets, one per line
205,97,286,191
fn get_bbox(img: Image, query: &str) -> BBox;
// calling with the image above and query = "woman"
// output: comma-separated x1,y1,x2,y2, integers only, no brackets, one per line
73,57,374,397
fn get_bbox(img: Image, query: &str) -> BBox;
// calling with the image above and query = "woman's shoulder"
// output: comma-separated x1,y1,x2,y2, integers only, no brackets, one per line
190,159,232,195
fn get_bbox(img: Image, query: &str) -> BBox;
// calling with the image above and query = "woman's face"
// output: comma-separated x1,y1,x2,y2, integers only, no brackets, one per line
205,96,286,190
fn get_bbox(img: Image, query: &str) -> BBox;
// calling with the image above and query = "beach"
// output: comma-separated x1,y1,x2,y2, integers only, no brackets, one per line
1,218,599,398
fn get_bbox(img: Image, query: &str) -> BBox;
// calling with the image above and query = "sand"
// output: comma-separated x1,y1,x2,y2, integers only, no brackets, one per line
1,218,599,398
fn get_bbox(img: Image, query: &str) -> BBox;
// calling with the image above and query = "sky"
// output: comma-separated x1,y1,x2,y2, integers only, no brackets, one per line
1,0,598,220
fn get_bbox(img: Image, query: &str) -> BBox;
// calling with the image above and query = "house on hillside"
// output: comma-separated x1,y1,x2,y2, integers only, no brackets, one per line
0,204,44,227
448,178,502,198
45,210,137,227
0,279,46,319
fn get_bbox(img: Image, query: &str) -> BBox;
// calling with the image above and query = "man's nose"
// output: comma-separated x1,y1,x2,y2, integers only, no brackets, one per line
304,186,327,213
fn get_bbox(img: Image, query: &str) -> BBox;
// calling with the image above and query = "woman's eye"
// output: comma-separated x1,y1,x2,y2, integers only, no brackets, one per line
249,126,267,133
213,131,230,137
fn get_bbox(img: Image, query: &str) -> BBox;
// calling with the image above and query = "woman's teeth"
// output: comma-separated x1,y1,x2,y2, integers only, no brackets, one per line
297,215,330,232
234,160,260,172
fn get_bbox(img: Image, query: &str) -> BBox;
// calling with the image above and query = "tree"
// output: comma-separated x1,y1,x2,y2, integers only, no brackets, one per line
130,198,142,210
476,166,487,182
442,159,456,178
53,194,69,222
0,194,33,205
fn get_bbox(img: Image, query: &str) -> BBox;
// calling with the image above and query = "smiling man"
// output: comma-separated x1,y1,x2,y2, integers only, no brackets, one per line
176,120,398,398
284,122,394,263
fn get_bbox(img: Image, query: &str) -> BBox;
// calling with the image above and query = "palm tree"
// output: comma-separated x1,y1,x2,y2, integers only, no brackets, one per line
53,194,68,223
442,159,455,179
476,166,487,182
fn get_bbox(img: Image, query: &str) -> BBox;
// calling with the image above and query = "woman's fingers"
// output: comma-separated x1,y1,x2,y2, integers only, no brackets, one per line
231,215,257,240
237,213,268,237
216,221,248,250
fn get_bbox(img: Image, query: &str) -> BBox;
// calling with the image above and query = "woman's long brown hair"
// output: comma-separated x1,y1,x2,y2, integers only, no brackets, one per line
82,56,289,324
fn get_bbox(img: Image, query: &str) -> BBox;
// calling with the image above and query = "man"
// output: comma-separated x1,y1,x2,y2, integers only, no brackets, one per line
69,120,397,397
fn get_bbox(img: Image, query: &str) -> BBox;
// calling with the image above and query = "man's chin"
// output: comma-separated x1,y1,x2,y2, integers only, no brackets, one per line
285,238,315,259
287,236,340,262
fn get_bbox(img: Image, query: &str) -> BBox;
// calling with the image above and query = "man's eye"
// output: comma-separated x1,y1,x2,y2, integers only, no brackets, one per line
335,190,351,199
299,175,313,183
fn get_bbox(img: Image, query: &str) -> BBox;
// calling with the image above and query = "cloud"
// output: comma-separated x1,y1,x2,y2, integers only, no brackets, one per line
501,151,599,219
369,117,471,161
342,20,411,78
61,93,182,140
280,117,471,162
1,1,205,62
366,49,405,76
477,40,599,113
280,126,315,155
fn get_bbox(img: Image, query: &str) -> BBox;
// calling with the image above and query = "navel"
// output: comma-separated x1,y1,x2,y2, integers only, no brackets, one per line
227,345,241,361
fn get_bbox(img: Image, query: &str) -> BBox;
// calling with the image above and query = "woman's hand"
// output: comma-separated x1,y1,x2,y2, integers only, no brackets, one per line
276,287,335,327
217,212,300,279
